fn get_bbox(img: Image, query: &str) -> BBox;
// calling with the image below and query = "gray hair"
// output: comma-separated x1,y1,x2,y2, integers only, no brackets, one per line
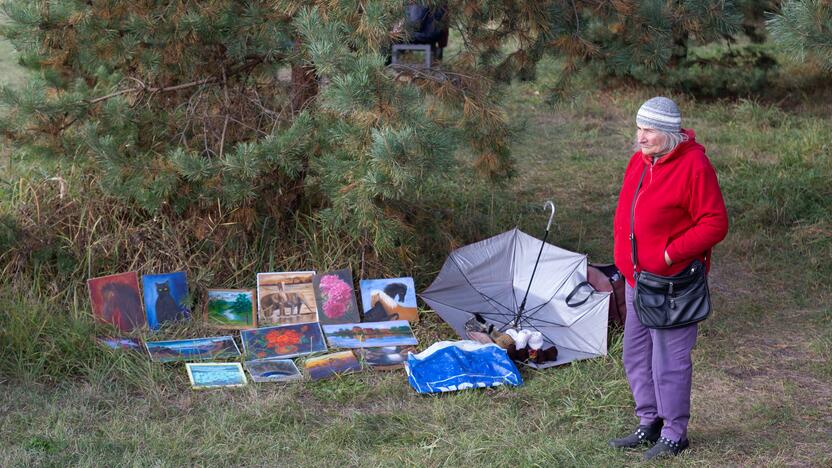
632,129,689,156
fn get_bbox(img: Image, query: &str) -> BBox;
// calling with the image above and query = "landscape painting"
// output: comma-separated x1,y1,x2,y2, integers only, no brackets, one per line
256,271,318,326
87,271,146,332
354,345,417,370
145,336,240,362
322,320,418,349
96,336,144,353
186,362,247,389
359,277,419,322
205,289,256,329
241,322,327,360
245,359,303,383
142,271,190,330
305,351,362,380
312,268,360,325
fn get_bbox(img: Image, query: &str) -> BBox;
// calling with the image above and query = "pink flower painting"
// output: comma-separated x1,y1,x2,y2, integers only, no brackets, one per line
313,269,360,324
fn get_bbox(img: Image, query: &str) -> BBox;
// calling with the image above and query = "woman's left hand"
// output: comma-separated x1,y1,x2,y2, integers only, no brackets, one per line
664,250,673,266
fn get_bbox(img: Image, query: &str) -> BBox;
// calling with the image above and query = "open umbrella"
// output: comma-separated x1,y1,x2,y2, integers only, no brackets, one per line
420,206,610,368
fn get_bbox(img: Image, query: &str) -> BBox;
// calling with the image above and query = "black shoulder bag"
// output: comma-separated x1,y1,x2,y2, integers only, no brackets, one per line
630,165,711,329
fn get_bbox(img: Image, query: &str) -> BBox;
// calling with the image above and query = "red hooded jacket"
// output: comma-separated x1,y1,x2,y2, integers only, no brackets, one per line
613,129,728,287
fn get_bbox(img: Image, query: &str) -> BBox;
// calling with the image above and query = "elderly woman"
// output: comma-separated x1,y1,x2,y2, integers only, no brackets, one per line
609,97,728,460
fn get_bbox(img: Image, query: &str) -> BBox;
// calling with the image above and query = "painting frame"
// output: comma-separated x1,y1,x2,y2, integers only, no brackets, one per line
312,268,360,326
142,271,191,330
245,359,303,383
305,351,363,380
322,320,418,349
87,271,146,332
186,362,247,389
256,271,319,326
204,288,257,329
240,322,328,360
359,277,419,323
145,336,241,363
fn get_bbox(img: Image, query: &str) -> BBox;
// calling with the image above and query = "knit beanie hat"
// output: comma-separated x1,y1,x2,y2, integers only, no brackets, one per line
636,96,681,133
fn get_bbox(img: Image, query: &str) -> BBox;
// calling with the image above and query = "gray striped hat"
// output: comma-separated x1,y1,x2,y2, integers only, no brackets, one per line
636,96,681,133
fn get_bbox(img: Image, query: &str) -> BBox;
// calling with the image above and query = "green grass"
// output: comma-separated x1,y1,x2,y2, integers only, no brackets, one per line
1,42,832,467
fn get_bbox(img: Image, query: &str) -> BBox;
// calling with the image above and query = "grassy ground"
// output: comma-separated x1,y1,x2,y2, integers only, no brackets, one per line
1,45,831,466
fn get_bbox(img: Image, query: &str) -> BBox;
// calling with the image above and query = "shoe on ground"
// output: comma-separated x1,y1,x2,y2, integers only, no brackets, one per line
608,420,662,449
643,436,689,460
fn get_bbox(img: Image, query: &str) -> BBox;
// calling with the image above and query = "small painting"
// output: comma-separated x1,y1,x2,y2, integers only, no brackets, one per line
245,359,303,383
186,362,247,389
142,271,190,330
145,336,240,363
87,271,146,332
96,336,144,353
256,271,318,326
312,268,360,325
241,322,327,360
305,351,362,380
322,320,418,349
359,277,419,322
355,345,417,370
205,289,256,329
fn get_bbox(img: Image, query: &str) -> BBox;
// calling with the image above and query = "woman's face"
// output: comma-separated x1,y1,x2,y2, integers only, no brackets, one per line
636,126,666,156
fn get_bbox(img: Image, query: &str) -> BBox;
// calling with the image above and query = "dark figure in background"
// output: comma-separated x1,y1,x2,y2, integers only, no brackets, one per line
154,281,187,324
403,3,449,59
101,282,144,331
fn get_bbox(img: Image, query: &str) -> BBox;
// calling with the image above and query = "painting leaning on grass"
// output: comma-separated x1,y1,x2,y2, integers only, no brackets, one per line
186,362,247,389
145,336,240,362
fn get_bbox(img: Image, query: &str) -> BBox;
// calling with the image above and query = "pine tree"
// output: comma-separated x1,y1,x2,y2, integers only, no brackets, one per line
767,0,832,70
0,1,748,256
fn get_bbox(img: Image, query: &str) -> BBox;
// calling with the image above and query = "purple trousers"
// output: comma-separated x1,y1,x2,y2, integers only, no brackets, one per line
623,283,698,442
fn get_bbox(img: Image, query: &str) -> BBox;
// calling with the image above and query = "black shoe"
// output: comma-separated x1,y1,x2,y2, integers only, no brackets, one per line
608,420,662,449
643,436,689,460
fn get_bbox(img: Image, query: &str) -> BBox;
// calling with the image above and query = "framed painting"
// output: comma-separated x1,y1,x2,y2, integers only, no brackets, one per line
145,336,240,363
256,271,318,326
354,345,417,370
305,351,362,380
322,320,418,349
359,277,419,322
241,322,327,360
186,362,247,389
142,271,191,330
245,359,303,383
96,336,145,353
312,268,360,326
87,271,146,332
205,289,256,329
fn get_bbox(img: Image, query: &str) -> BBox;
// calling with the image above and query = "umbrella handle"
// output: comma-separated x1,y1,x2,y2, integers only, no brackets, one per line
545,200,556,231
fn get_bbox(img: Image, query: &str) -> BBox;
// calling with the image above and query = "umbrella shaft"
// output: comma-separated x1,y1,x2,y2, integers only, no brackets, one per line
515,229,550,327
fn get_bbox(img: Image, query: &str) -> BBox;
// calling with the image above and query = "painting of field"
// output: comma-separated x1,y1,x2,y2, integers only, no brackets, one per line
256,271,318,326
205,289,256,329
145,336,240,363
305,351,362,380
322,320,418,349
186,363,247,389
241,322,327,360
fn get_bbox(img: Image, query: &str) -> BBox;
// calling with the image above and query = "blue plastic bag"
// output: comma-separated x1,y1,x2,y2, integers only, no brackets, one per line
405,340,523,393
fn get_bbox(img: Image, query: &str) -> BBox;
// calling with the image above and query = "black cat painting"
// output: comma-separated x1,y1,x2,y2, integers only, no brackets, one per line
142,272,190,330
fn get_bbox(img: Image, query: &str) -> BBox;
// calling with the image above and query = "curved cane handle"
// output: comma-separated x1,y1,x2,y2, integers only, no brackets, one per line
545,200,556,231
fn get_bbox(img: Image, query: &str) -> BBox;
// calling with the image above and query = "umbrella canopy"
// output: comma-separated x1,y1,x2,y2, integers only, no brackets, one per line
420,228,610,367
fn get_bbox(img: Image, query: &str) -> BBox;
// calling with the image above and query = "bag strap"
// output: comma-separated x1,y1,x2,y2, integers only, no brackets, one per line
629,165,648,275
565,281,594,307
